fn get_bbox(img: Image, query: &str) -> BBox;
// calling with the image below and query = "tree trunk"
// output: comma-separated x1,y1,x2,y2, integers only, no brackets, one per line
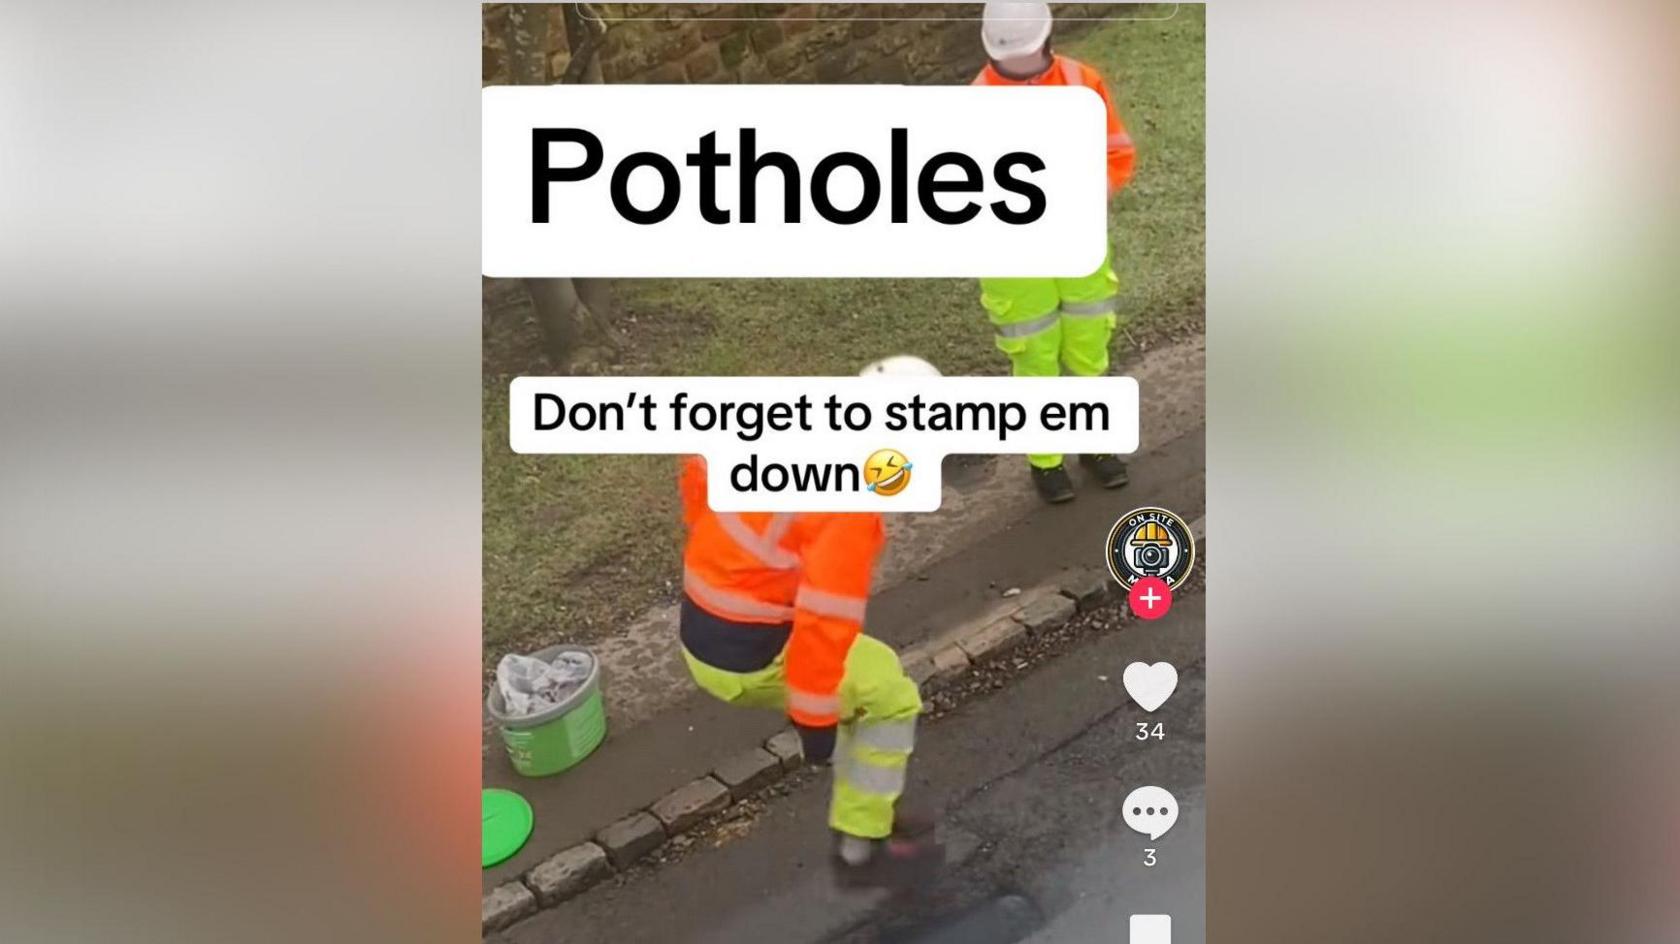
556,3,616,351
502,3,547,84
503,3,615,369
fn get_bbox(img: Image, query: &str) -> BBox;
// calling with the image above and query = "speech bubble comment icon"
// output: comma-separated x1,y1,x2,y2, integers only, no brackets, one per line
1122,786,1179,841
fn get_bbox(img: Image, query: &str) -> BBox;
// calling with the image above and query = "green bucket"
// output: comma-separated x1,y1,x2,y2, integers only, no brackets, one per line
486,645,607,777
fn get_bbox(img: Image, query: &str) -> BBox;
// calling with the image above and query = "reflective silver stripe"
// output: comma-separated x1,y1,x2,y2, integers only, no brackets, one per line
852,718,916,753
1060,57,1083,87
1059,297,1117,318
1108,132,1133,150
762,513,795,549
684,567,795,621
795,585,868,623
716,513,799,570
993,310,1060,339
787,687,841,717
837,758,907,796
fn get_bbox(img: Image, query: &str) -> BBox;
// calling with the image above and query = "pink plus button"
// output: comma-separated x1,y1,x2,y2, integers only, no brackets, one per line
1127,577,1172,620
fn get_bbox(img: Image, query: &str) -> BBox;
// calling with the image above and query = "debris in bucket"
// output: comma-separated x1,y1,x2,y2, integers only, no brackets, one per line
497,651,594,717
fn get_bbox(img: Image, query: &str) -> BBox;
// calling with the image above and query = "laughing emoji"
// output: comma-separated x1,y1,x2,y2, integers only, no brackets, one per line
863,449,913,497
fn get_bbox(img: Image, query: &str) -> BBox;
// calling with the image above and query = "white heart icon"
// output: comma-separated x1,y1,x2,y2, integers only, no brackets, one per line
1122,662,1178,712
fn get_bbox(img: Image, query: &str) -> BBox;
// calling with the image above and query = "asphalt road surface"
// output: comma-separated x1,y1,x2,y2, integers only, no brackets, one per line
501,592,1206,944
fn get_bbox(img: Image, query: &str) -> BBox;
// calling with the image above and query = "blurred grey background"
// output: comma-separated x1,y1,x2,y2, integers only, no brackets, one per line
1,1,1676,943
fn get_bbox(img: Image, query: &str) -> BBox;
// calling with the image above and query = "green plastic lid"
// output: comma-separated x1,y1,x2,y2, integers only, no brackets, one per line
482,788,534,868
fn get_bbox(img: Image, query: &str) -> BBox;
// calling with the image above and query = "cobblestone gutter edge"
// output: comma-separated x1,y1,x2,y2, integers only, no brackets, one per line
483,566,1121,934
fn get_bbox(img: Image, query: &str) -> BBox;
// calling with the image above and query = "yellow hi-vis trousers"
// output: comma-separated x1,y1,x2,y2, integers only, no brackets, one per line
980,249,1123,469
682,636,921,840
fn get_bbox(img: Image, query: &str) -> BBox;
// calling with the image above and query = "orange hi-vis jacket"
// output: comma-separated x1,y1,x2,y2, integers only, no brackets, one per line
973,54,1136,196
679,457,884,729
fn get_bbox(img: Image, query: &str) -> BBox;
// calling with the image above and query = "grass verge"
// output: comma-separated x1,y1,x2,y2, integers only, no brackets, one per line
482,9,1205,664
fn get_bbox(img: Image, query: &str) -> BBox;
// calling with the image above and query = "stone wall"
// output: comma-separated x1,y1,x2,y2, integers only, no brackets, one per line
484,3,1125,87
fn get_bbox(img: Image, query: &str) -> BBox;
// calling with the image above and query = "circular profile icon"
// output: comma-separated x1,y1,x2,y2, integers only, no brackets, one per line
1105,507,1196,590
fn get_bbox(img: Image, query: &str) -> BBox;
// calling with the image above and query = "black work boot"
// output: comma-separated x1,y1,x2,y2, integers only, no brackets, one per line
831,832,946,891
1078,453,1131,489
889,799,938,839
1030,464,1076,504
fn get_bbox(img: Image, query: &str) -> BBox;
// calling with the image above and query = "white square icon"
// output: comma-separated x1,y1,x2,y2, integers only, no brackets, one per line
1130,914,1171,943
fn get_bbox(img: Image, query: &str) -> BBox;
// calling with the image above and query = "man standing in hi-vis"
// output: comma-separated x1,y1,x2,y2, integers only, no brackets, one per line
973,1,1137,504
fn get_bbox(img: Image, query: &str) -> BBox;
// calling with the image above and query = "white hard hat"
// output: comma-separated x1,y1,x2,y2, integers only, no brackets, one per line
981,2,1053,61
859,355,942,378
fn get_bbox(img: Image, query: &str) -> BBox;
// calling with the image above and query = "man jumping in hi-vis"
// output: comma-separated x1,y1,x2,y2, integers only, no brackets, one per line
676,357,946,890
974,1,1137,504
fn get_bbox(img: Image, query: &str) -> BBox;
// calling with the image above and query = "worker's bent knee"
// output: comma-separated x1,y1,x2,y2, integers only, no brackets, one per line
843,636,922,721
